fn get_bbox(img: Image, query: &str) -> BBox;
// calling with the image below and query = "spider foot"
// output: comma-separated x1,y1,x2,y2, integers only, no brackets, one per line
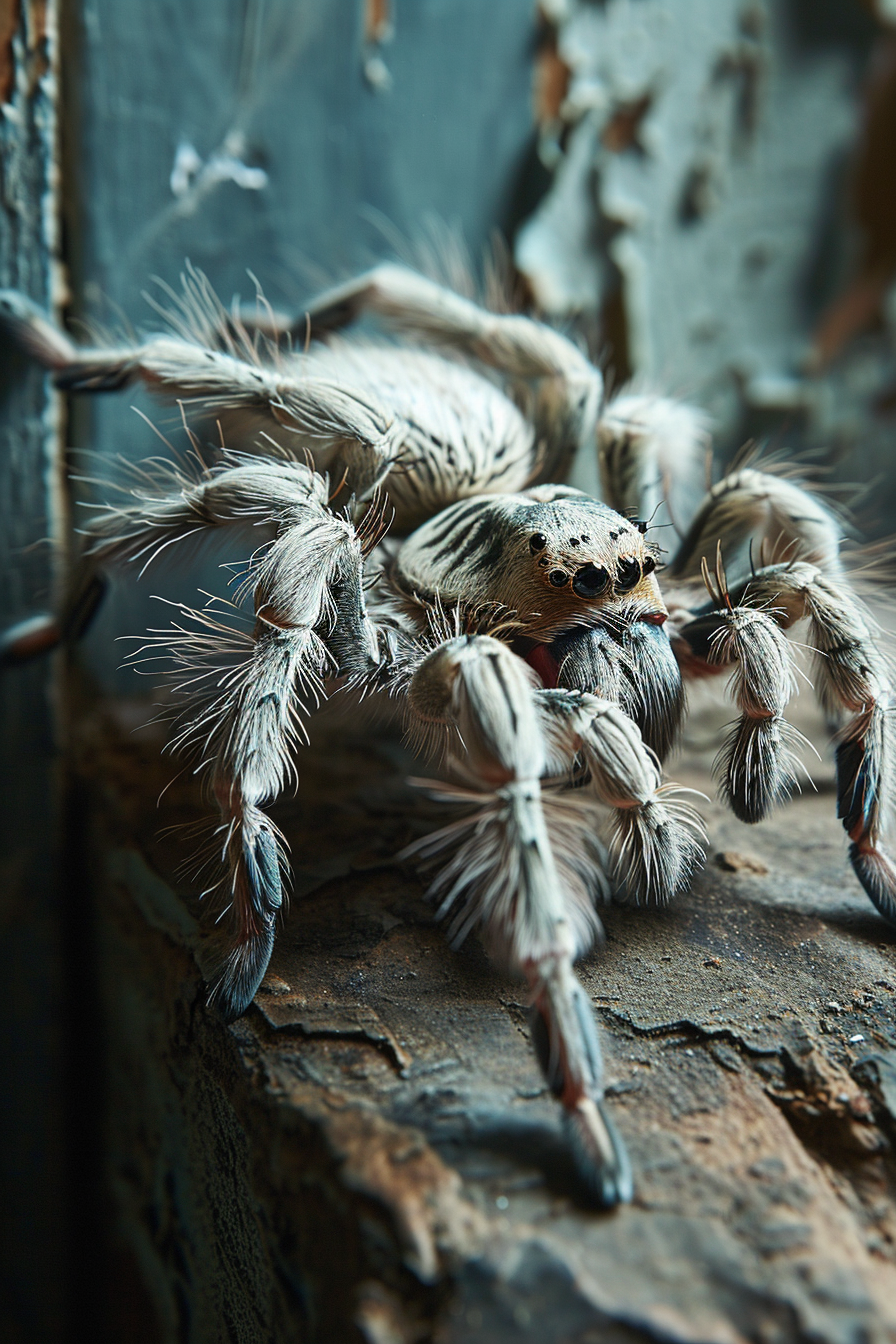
609,792,706,904
0,574,108,666
838,702,896,925
849,842,896,924
677,555,896,925
207,823,284,1021
529,961,633,1209
0,613,61,666
208,913,277,1022
717,713,805,824
565,1098,634,1209
676,590,804,824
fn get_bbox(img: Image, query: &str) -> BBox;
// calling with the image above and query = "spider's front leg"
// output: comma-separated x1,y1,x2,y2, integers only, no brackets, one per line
58,455,381,1014
402,634,632,1206
2,455,380,666
535,689,706,906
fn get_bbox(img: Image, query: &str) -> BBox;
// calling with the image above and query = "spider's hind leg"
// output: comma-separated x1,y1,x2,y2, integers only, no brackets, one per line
303,263,603,481
666,467,843,825
742,562,895,924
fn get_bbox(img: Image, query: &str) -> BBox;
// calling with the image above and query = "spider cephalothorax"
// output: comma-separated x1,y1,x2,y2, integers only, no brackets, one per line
393,489,664,633
1,262,893,1208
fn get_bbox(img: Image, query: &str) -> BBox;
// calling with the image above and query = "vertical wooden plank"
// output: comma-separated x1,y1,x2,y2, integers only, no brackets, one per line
0,2,64,1340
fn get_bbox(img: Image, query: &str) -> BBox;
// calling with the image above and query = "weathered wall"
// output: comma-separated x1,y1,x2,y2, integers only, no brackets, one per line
519,0,896,531
65,0,540,690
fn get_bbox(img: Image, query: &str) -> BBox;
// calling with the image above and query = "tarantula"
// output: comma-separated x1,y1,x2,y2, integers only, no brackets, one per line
2,262,893,1208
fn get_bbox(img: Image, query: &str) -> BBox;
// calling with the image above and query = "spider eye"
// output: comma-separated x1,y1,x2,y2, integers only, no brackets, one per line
529,533,547,554
572,563,610,598
549,569,570,587
615,557,642,593
642,554,656,575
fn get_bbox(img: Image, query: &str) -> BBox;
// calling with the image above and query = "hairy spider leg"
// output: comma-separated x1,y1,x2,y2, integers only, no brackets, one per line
401,634,632,1207
597,391,711,529
41,454,379,1011
0,285,409,503
301,263,604,485
732,563,893,924
667,466,845,582
0,572,107,665
1,456,370,664
674,597,803,824
155,504,378,1015
535,688,706,905
665,465,849,820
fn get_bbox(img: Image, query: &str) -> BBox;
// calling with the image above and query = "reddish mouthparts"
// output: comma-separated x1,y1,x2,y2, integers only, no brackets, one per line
524,643,560,688
641,610,667,626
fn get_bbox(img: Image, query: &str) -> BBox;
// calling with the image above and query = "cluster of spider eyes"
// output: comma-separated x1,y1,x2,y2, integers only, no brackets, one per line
528,532,656,599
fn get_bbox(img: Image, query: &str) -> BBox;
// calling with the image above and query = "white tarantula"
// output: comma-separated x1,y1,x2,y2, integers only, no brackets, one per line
2,262,894,1208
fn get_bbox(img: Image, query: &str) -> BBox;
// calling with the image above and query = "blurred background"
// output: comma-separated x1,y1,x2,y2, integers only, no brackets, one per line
3,1,896,1339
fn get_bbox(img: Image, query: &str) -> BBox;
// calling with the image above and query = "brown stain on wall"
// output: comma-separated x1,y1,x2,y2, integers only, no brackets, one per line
0,1,49,104
534,9,570,127
27,0,46,90
364,0,390,47
601,94,652,154
811,29,896,368
0,0,20,104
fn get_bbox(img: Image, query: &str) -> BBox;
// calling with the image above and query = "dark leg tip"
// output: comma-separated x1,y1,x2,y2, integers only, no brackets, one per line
850,842,896,926
566,1098,634,1210
0,613,62,666
206,915,277,1021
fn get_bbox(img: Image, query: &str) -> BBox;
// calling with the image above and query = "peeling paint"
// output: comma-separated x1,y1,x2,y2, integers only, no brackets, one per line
533,7,571,130
364,0,391,47
512,0,890,488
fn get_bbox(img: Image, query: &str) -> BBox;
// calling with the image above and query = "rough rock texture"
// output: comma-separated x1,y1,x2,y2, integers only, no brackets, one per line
82,683,896,1343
